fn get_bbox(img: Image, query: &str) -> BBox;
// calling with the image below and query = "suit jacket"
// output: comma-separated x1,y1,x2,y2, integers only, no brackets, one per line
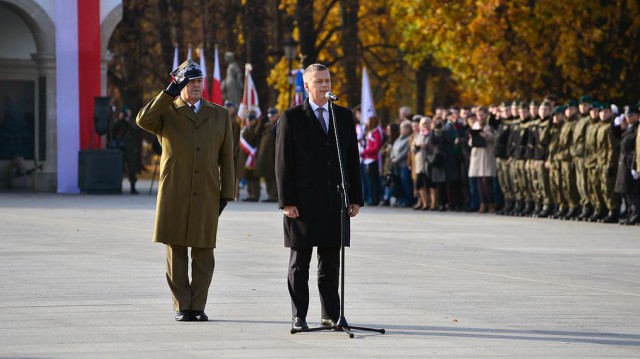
275,98,363,248
136,92,235,248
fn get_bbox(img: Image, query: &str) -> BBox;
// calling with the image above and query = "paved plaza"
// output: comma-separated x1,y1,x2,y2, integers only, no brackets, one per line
1,184,639,358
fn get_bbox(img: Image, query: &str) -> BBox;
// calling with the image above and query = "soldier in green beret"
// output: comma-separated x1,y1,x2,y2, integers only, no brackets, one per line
556,101,581,219
572,96,594,220
594,103,622,223
510,102,535,215
548,106,566,219
585,102,606,221
532,102,554,217
495,101,515,214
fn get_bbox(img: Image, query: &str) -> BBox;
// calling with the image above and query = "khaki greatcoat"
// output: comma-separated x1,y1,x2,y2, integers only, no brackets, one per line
136,92,235,248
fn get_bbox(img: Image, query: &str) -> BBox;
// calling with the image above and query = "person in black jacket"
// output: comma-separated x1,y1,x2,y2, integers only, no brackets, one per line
615,107,639,225
275,63,363,331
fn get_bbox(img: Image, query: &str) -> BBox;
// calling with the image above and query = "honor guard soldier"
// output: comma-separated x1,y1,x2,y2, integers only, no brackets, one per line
572,96,594,220
557,101,581,219
595,103,622,223
533,102,554,217
548,106,566,219
495,102,515,214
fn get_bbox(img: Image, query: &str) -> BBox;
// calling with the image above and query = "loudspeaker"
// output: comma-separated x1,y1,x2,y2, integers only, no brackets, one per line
78,149,122,194
94,97,111,136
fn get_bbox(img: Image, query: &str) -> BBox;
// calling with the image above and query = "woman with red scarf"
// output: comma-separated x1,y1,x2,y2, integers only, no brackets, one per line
360,116,384,205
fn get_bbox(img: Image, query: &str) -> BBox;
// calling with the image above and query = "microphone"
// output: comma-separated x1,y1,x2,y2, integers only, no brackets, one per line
325,92,339,101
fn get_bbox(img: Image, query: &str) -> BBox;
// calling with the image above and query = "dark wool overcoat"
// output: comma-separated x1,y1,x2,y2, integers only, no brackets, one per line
275,99,363,248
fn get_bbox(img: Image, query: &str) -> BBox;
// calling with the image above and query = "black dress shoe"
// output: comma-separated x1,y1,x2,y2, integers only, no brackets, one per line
175,310,195,322
193,311,209,321
292,317,308,330
321,318,338,328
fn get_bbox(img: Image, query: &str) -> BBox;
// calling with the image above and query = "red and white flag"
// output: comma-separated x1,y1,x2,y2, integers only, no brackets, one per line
199,47,210,101
238,64,261,118
211,46,223,105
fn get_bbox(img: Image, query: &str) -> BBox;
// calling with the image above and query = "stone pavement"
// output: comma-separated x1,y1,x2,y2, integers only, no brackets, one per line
1,184,639,358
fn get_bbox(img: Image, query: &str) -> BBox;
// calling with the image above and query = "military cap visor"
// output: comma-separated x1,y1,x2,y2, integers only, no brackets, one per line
170,59,204,81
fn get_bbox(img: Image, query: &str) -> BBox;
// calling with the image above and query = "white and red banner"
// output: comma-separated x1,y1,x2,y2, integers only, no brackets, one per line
238,64,261,119
239,133,256,169
211,46,223,105
55,0,100,193
360,66,376,125
199,47,210,101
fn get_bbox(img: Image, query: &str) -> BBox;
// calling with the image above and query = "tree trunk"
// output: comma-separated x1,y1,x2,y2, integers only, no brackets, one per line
296,0,317,66
244,0,269,115
415,59,430,115
339,0,359,108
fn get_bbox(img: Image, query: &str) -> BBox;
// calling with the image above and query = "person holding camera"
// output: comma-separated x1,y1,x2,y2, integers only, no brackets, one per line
136,59,235,322
468,107,497,213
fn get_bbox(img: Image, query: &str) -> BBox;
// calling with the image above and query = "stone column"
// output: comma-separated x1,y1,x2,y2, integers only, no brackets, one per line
31,52,57,192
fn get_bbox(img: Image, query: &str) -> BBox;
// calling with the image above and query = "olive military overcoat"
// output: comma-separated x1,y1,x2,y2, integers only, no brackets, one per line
137,92,235,248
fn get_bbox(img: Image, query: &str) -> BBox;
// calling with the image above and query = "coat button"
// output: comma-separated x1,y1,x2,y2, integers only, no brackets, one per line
194,170,199,174
196,147,200,151
193,192,197,196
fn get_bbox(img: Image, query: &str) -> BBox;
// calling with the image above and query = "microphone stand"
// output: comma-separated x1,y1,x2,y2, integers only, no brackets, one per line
290,98,385,338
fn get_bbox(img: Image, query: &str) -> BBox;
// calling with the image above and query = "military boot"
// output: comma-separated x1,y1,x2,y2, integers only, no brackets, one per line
600,209,620,224
576,205,593,221
521,202,535,217
562,207,580,220
550,206,564,220
531,203,542,218
588,207,606,222
509,201,523,216
536,205,552,218
498,201,513,215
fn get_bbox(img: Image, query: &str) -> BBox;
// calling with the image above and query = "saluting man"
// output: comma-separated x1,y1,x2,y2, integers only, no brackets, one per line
137,59,235,322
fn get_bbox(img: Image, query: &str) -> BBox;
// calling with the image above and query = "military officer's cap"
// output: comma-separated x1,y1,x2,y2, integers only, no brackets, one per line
579,95,592,104
565,99,578,108
170,59,203,82
224,101,235,108
267,107,278,115
553,105,566,115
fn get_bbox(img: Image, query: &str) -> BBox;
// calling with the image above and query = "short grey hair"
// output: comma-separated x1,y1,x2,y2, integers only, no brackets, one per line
303,63,329,82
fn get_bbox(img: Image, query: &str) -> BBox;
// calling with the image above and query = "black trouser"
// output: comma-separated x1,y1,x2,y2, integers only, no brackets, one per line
288,247,340,321
366,161,380,205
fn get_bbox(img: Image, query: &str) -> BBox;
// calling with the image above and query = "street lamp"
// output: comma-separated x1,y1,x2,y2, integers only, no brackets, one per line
283,38,298,107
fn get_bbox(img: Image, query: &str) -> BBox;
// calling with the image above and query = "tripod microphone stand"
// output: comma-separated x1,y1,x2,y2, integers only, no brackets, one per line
291,94,385,338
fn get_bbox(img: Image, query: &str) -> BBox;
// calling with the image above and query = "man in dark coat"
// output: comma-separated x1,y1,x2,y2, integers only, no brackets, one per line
615,107,639,225
275,63,363,331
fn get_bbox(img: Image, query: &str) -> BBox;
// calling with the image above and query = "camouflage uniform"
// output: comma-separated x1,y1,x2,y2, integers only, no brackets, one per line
533,116,553,217
571,111,593,220
557,111,581,218
595,114,621,222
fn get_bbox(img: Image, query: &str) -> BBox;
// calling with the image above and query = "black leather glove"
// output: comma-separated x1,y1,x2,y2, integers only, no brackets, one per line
164,76,190,97
219,198,230,216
